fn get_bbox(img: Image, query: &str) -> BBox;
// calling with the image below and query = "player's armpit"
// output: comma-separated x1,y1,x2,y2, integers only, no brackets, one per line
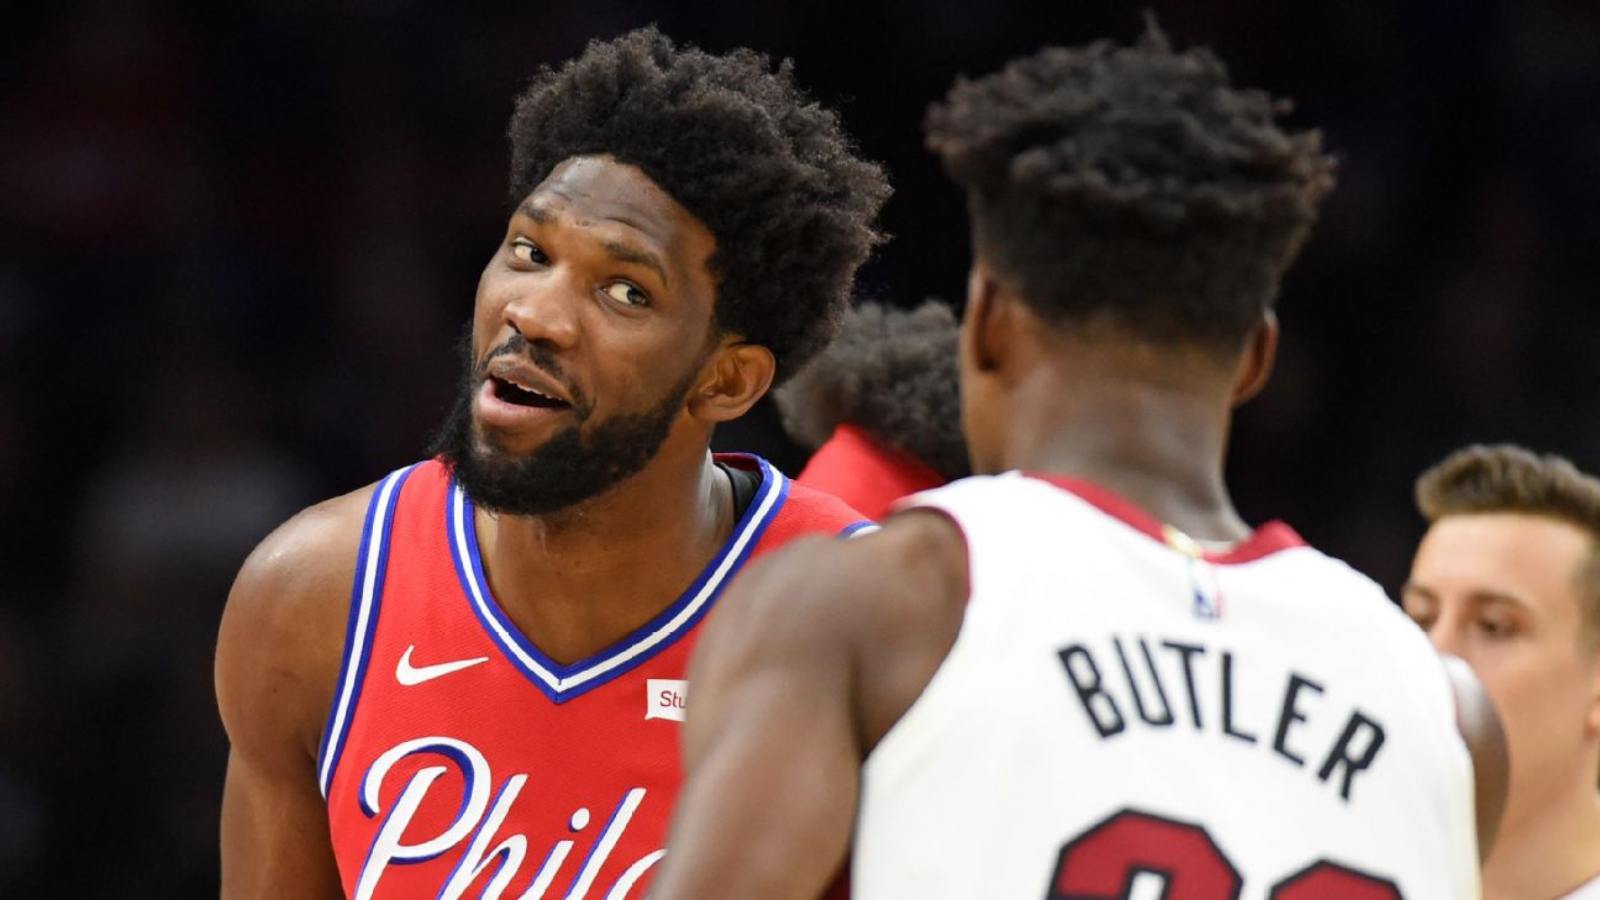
214,491,369,899
653,513,969,900
1442,653,1509,863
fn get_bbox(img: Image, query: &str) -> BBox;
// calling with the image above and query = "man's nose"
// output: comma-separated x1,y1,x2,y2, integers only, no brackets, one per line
501,273,581,350
1425,616,1466,657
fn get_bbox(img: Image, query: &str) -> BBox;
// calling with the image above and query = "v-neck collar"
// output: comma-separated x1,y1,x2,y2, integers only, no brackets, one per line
446,456,790,703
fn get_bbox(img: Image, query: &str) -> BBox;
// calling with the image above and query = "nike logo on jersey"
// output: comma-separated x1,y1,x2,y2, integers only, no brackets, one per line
395,645,489,686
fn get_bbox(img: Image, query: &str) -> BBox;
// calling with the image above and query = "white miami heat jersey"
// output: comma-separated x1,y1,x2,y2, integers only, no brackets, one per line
854,472,1477,900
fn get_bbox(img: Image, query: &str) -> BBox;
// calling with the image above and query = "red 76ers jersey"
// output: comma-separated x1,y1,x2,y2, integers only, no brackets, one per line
319,456,871,899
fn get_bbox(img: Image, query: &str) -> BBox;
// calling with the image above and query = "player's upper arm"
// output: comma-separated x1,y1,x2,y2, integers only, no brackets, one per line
1441,654,1508,863
215,488,371,899
656,536,868,900
655,511,968,900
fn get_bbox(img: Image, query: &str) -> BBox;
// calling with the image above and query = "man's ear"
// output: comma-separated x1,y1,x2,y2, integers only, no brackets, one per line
963,262,1007,375
1231,310,1280,406
1585,652,1600,737
687,341,776,424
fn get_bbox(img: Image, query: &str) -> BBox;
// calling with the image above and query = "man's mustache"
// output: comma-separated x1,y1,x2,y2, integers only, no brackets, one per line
473,333,587,414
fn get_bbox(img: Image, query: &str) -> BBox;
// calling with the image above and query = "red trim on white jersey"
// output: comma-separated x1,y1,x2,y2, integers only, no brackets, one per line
1023,472,1306,565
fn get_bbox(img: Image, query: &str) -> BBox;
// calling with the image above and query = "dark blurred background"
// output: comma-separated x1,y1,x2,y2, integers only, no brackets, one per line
2,1,1597,895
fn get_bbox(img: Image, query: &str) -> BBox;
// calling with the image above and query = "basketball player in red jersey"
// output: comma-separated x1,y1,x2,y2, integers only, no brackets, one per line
775,300,967,519
655,23,1508,899
213,28,888,899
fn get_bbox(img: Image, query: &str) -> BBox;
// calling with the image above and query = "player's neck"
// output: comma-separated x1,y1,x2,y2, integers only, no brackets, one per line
1483,774,1600,900
1001,367,1250,544
471,445,732,665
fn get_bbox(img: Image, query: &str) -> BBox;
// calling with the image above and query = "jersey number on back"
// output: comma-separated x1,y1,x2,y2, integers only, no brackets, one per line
1045,809,1400,899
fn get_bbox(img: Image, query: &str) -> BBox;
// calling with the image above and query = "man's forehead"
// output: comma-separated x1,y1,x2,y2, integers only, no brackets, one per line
1424,513,1591,555
522,155,693,241
1414,514,1592,602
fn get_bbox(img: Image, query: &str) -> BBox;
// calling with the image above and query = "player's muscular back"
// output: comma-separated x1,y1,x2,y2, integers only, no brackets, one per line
215,483,376,899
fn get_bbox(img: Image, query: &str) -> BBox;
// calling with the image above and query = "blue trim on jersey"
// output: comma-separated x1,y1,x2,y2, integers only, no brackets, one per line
447,456,790,703
389,745,478,865
840,519,879,538
317,464,417,799
563,788,641,897
357,742,481,848
432,773,524,893
355,741,478,827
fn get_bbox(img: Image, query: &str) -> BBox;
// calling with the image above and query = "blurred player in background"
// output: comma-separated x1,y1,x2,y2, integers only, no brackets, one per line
654,22,1506,899
213,28,888,898
775,300,967,519
1406,445,1600,899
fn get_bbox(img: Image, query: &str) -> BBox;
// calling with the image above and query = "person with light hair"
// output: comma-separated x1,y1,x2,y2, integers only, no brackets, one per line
1406,444,1600,899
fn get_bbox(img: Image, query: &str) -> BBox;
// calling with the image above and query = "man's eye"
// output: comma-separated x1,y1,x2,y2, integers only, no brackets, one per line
602,281,649,307
1401,601,1434,630
511,239,546,265
1478,618,1514,638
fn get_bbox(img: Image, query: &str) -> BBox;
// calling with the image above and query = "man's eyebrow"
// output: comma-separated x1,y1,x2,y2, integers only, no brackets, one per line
1466,590,1531,612
514,200,555,224
603,240,670,289
512,201,670,287
1400,581,1435,599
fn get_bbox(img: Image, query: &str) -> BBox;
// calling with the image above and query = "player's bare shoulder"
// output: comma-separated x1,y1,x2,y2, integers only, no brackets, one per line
215,482,378,760
713,510,966,640
700,509,971,751
843,512,971,748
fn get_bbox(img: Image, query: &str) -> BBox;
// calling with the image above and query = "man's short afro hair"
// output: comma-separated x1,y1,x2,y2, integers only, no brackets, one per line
775,300,968,480
508,27,891,382
925,18,1336,354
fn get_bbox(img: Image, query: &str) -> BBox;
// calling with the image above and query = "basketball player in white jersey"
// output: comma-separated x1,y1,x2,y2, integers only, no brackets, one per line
653,23,1508,900
1405,445,1600,899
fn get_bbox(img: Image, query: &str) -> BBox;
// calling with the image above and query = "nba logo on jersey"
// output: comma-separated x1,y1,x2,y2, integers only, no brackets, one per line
1164,525,1224,619
851,473,1479,898
1188,556,1223,619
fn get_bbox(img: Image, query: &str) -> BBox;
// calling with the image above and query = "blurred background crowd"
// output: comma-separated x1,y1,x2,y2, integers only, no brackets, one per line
2,1,1598,894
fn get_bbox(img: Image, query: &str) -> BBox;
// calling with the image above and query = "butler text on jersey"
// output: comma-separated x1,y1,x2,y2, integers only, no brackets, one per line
1060,633,1386,801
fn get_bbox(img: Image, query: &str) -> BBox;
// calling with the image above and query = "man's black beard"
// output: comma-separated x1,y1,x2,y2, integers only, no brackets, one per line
430,332,700,517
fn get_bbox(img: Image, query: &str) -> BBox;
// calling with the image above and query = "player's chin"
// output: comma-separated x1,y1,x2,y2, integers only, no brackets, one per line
471,423,555,463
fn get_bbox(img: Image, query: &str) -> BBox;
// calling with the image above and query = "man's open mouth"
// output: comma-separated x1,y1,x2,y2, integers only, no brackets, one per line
488,375,570,409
